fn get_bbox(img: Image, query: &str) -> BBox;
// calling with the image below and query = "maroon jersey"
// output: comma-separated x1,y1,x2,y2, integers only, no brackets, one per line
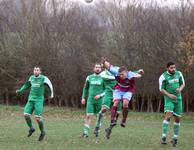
114,76,136,92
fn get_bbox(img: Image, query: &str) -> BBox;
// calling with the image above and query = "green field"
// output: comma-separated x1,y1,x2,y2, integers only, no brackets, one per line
0,105,194,150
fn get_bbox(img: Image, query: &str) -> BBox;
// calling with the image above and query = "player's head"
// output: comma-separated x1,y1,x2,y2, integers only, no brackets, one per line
166,62,176,74
118,66,128,80
93,63,102,74
33,66,41,77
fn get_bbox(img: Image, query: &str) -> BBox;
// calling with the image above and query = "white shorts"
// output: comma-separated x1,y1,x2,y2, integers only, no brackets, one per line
113,90,133,101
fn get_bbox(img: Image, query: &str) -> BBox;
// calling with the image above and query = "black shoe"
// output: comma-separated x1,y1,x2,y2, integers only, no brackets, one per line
171,138,177,147
120,122,126,128
27,128,35,137
94,127,100,137
114,119,118,126
161,137,167,145
82,133,89,138
38,131,46,141
105,128,112,139
120,119,126,127
111,120,117,127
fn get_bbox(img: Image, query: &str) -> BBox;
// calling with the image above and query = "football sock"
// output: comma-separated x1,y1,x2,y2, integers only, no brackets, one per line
162,120,169,137
173,122,180,139
122,107,128,123
96,111,104,128
38,120,45,133
111,106,117,124
25,116,33,129
83,124,90,135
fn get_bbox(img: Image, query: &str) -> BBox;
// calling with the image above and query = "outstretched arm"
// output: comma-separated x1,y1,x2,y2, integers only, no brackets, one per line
16,77,32,94
100,70,115,80
44,77,54,98
133,69,144,78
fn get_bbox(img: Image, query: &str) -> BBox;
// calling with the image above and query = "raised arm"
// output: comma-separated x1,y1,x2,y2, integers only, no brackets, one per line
132,69,144,78
101,57,111,70
101,57,120,76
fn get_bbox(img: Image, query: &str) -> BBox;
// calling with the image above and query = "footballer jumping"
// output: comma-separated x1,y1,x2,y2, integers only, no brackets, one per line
101,57,144,139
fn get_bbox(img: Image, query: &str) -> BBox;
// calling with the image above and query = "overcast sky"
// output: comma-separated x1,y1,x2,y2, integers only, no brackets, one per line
79,0,194,7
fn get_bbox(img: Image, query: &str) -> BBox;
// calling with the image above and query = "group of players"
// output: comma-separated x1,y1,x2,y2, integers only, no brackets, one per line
81,58,185,147
81,58,144,140
16,57,185,147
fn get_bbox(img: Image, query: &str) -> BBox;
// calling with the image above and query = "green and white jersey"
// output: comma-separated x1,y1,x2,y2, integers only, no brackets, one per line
100,69,116,91
18,75,54,101
159,70,185,97
82,73,105,100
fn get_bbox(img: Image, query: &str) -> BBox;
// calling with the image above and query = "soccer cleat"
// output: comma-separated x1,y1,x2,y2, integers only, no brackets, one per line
105,127,112,139
161,137,167,145
27,128,35,137
171,138,177,147
94,127,100,137
120,122,126,127
111,120,117,127
120,120,126,127
38,131,46,141
82,133,89,138
113,119,118,126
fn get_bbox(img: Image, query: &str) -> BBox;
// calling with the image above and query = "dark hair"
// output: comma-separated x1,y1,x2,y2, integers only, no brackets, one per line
118,66,127,73
94,62,101,66
34,66,41,71
166,62,175,68
94,63,102,67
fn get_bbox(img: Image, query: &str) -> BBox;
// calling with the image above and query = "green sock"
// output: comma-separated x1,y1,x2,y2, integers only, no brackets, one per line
83,124,90,135
173,122,180,139
162,120,169,137
25,116,33,129
96,111,104,128
38,120,44,133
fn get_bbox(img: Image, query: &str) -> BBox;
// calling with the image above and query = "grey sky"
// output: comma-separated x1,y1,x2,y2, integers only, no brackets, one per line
79,0,194,7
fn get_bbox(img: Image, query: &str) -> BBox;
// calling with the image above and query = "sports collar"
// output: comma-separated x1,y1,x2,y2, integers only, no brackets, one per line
34,75,41,78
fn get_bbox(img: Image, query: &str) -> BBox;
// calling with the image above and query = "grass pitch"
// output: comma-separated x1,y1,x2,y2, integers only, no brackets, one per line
0,105,194,150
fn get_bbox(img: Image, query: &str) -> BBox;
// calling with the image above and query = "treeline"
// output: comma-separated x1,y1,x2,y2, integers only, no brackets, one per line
0,0,194,112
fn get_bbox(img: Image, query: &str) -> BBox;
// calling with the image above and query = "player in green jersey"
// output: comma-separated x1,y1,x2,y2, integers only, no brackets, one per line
159,62,185,147
16,67,54,141
93,69,122,137
81,63,105,138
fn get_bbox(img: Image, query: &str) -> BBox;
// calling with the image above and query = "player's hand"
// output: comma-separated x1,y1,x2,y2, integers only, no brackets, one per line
16,90,19,94
81,98,86,105
138,69,144,75
175,88,181,93
101,57,107,64
94,95,101,100
168,94,177,100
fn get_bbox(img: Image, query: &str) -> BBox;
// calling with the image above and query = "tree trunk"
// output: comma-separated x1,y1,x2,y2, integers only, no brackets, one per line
140,93,145,112
157,96,162,113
